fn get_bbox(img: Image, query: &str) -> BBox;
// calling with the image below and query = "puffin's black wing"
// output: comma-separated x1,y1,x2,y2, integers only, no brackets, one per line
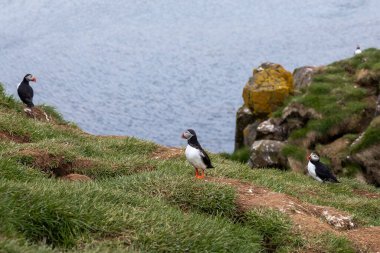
315,161,339,183
17,85,34,108
199,148,214,169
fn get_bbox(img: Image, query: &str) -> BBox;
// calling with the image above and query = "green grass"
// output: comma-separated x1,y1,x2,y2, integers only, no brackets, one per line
0,179,261,251
274,49,380,150
219,146,250,164
1,54,380,253
311,233,356,253
243,208,303,252
281,144,306,162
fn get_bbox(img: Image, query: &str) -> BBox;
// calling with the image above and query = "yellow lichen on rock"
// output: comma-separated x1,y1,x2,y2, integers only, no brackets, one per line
243,63,293,115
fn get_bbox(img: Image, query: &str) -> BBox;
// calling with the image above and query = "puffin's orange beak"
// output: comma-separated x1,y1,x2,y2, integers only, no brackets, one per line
31,77,37,82
307,154,311,160
181,133,186,139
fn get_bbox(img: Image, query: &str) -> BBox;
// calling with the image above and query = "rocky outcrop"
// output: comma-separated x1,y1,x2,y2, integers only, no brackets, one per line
243,121,260,148
242,63,293,116
255,103,321,142
355,69,378,88
287,157,304,173
235,105,256,150
281,103,321,124
293,66,320,90
351,144,380,186
235,62,293,153
235,50,380,186
248,140,286,169
317,136,353,174
256,118,285,141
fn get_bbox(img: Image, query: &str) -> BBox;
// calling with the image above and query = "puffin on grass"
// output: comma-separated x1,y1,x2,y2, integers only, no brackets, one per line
181,129,214,179
17,74,37,111
307,152,339,183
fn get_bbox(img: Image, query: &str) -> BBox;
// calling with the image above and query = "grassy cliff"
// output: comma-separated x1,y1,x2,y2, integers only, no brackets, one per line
278,49,380,167
0,78,379,252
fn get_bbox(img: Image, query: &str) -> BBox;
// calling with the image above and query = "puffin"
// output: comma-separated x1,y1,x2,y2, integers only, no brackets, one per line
181,129,214,179
307,152,339,183
354,45,362,55
17,74,37,110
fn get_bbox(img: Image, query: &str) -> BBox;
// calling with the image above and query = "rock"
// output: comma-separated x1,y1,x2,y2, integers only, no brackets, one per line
254,103,321,142
350,117,380,186
243,121,260,147
351,145,380,186
350,132,365,148
242,63,293,115
235,105,256,151
287,157,305,173
24,107,52,122
281,102,321,123
355,69,378,87
317,136,352,174
296,131,319,149
256,118,286,141
248,140,286,169
320,209,355,230
292,66,319,90
281,103,321,137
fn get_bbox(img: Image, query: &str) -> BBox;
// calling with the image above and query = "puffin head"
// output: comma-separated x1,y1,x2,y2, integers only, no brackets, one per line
24,74,37,82
181,129,197,140
356,45,360,50
308,152,320,162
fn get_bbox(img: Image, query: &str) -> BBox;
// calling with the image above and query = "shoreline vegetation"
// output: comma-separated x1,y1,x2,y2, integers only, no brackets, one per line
1,50,380,252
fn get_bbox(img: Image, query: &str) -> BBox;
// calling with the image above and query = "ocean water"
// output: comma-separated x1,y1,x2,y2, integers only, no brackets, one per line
0,0,379,152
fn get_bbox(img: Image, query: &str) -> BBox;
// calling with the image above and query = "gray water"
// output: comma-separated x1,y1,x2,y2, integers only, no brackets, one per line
0,0,379,152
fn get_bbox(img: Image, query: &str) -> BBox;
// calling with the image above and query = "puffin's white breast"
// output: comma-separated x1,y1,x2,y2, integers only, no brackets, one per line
185,145,206,169
307,161,322,182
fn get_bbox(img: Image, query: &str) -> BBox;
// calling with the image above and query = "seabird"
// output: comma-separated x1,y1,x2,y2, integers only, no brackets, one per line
17,74,37,110
181,129,214,179
307,152,339,183
354,45,362,55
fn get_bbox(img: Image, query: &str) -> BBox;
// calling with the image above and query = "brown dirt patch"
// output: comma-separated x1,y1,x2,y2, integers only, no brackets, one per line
206,177,380,252
346,227,380,252
17,149,94,177
24,107,54,122
60,173,92,182
207,177,355,230
150,146,183,160
353,189,380,199
0,131,30,143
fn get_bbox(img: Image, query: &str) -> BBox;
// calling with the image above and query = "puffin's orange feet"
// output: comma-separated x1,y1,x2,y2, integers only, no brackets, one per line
194,168,204,179
197,170,205,179
195,168,200,179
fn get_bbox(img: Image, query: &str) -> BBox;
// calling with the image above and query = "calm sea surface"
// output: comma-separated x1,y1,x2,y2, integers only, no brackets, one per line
0,0,379,152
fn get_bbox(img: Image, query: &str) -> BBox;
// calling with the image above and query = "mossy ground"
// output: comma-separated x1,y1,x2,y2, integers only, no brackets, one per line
1,76,379,252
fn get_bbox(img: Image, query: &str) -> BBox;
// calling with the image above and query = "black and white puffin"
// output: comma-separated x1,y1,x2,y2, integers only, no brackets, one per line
307,152,339,183
181,129,214,179
17,74,37,110
354,45,362,55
